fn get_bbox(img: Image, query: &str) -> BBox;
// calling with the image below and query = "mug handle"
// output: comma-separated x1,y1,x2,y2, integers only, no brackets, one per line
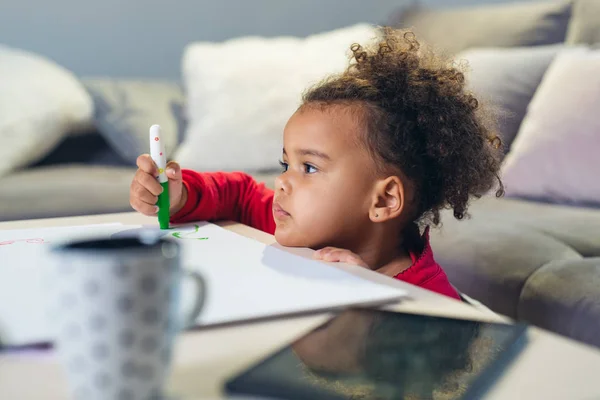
181,269,206,328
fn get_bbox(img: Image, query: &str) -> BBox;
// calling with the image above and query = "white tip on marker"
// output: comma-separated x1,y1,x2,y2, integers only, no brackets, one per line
149,124,167,184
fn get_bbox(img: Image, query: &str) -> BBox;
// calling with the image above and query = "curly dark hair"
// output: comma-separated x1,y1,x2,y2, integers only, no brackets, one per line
301,28,504,226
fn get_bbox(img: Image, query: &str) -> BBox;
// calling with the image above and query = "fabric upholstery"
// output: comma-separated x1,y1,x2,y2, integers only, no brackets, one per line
566,0,600,45
0,45,93,176
457,44,564,151
389,0,572,55
430,195,600,348
0,166,135,221
84,78,186,166
32,130,127,167
0,168,277,222
501,47,600,207
431,217,582,318
519,258,600,347
177,24,377,173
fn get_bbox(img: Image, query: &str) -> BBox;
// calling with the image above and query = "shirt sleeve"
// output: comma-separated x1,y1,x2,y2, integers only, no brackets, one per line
170,170,276,235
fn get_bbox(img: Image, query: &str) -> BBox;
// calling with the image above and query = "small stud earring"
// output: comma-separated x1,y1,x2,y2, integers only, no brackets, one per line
375,213,379,218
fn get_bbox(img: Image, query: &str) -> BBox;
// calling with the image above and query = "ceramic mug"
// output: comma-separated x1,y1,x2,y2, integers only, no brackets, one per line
45,236,205,400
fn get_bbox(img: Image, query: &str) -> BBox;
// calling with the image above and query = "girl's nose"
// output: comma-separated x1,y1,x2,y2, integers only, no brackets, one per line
275,174,291,193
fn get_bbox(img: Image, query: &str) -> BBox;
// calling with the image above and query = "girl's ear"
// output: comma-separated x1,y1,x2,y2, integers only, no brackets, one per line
369,176,406,223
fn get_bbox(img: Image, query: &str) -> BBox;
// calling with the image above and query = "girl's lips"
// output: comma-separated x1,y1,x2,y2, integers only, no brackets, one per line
273,202,291,218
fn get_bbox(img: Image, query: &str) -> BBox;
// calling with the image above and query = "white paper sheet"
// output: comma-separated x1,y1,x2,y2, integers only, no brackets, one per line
0,222,406,346
0,224,126,347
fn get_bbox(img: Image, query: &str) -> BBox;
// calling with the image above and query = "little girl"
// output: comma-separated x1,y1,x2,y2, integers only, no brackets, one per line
130,29,503,300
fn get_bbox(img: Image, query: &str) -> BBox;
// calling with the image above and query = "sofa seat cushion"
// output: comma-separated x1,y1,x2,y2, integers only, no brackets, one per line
519,258,600,348
0,167,278,222
430,196,600,347
459,197,600,257
0,165,136,221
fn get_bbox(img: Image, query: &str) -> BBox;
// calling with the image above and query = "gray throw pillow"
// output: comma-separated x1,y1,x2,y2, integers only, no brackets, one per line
566,0,600,45
500,47,600,207
456,44,566,152
84,78,185,165
389,0,572,55
32,130,128,167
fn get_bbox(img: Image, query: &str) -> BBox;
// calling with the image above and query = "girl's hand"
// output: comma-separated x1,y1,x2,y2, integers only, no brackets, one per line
130,154,187,216
313,247,369,268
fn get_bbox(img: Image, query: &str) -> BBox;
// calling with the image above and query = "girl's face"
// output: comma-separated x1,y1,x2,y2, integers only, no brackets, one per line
273,105,378,250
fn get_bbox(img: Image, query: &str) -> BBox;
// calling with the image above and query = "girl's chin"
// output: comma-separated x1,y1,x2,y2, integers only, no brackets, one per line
274,234,300,248
274,230,310,248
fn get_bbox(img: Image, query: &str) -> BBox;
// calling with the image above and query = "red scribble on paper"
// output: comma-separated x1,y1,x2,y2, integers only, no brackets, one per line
0,238,48,246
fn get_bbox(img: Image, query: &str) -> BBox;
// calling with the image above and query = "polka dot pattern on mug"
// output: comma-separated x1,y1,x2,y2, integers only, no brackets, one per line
141,335,160,353
119,330,136,348
113,263,130,278
117,295,134,313
121,360,136,378
94,372,111,389
140,275,158,294
51,253,183,400
142,308,160,325
89,314,107,331
118,387,134,400
91,342,109,360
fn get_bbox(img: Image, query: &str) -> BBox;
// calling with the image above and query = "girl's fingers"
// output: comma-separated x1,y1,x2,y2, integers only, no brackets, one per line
313,247,336,258
134,169,163,196
166,161,182,182
136,154,157,175
313,247,368,268
130,181,158,205
130,197,159,216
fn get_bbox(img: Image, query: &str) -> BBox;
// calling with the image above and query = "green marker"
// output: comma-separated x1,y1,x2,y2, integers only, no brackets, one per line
150,124,170,229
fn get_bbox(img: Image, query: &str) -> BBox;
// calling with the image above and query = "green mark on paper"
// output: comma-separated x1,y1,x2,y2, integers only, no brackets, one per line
172,224,208,240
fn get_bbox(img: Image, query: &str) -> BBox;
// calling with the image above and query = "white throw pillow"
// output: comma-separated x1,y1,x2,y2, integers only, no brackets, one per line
176,24,378,172
501,47,600,206
0,45,93,176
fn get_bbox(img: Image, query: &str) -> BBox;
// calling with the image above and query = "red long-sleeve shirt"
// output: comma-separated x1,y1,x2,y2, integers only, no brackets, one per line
171,170,461,300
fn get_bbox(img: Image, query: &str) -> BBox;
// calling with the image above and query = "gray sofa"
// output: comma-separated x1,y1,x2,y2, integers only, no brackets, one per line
432,198,600,348
389,0,600,349
2,0,600,349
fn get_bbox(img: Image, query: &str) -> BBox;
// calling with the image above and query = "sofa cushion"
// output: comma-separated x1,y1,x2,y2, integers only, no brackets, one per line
566,0,600,45
83,78,186,166
456,197,600,258
31,130,128,167
500,47,600,207
431,215,582,319
519,258,600,348
0,167,277,222
388,0,572,55
457,44,564,152
430,195,600,348
177,23,377,173
0,166,135,222
0,45,93,177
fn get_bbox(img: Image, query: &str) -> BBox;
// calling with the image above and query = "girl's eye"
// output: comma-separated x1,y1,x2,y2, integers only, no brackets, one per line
304,163,317,174
278,160,288,172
